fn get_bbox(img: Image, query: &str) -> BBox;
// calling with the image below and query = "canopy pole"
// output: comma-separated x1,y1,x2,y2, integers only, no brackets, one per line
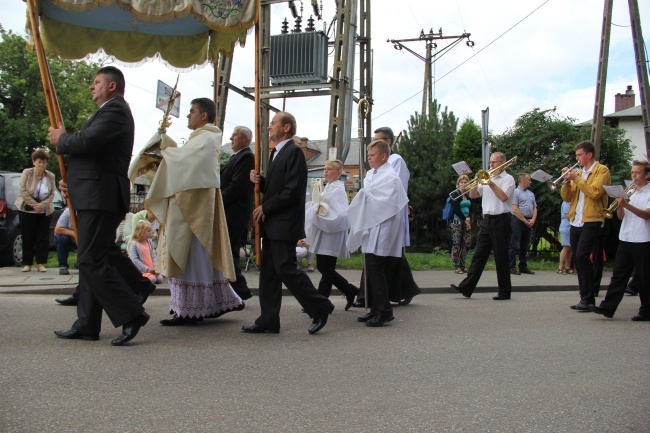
26,0,79,239
253,2,262,265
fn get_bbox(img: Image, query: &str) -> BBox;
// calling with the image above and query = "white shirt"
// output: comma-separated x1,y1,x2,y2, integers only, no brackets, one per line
271,139,291,161
476,171,515,215
619,183,650,243
571,161,596,227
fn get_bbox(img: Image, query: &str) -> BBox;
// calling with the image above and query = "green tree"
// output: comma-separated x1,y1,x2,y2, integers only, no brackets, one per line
451,117,483,179
491,107,632,255
0,27,99,177
395,102,458,251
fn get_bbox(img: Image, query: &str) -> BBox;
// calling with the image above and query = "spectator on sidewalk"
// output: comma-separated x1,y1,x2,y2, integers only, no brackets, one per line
54,207,76,275
128,220,163,284
509,173,537,275
557,200,574,274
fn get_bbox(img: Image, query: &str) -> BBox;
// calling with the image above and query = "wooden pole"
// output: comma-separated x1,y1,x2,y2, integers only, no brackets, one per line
254,1,262,265
26,0,79,238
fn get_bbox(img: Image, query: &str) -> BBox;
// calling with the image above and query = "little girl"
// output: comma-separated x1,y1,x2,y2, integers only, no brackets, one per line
128,219,163,284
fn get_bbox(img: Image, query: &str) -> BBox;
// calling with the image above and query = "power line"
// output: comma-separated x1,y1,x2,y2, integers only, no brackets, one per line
374,0,551,120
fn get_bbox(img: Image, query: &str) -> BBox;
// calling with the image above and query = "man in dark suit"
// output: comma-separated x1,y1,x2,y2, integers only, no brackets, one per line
220,126,255,300
243,112,334,334
49,66,150,346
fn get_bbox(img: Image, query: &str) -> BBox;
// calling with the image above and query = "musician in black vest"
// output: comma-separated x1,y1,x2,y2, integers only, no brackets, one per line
221,126,255,300
49,66,150,346
243,112,334,334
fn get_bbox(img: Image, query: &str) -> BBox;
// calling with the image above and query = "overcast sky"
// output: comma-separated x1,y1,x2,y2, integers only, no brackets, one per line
1,0,648,158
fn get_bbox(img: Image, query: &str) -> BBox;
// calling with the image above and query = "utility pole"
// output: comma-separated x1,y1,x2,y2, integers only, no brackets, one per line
590,0,613,161
628,0,650,158
388,29,474,118
591,0,650,160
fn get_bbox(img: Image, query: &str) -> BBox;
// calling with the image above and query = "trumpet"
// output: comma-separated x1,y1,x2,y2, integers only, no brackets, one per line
449,157,517,200
548,162,580,190
603,183,636,219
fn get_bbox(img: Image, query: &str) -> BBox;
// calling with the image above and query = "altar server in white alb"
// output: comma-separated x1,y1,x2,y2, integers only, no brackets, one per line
347,140,408,327
305,160,359,311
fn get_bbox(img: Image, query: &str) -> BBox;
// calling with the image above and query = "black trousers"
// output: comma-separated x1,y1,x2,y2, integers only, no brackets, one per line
228,225,252,299
599,241,649,317
570,222,601,305
315,254,357,298
19,211,51,265
357,252,420,304
255,238,334,330
72,242,155,300
365,254,392,315
73,210,144,335
458,213,512,297
591,225,606,295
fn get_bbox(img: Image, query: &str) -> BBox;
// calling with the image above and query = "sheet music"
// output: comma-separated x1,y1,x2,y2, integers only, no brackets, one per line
452,161,472,175
530,170,553,183
603,184,627,199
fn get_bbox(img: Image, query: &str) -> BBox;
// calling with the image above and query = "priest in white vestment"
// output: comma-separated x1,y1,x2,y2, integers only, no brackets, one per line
305,160,359,310
130,98,243,325
347,140,408,327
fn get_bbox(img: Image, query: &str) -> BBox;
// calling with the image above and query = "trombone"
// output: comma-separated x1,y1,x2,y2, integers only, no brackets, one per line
449,157,517,200
603,183,636,219
548,162,580,190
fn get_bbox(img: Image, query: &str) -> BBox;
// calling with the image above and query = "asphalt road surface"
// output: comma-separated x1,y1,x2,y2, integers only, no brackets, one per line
1,292,648,432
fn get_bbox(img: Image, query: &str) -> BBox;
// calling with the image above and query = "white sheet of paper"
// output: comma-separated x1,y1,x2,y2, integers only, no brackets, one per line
530,170,553,182
603,184,627,199
452,161,472,175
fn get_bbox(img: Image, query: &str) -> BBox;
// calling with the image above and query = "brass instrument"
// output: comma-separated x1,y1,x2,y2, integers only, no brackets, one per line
449,157,517,200
603,183,636,219
548,162,580,190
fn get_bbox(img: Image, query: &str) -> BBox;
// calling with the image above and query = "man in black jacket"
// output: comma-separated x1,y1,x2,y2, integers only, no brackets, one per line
49,66,150,346
221,126,255,300
243,112,334,334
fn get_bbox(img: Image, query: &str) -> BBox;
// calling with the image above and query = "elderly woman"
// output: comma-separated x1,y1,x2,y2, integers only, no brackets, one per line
450,174,473,273
15,149,56,272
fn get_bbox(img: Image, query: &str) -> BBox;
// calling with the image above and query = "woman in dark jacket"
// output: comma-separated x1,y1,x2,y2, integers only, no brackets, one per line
15,149,56,272
450,174,472,273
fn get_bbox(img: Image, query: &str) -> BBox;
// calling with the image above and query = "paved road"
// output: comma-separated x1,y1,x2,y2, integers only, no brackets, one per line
0,265,613,296
0,291,647,432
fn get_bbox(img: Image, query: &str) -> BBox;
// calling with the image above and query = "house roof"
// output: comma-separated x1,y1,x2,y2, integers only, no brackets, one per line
604,105,642,119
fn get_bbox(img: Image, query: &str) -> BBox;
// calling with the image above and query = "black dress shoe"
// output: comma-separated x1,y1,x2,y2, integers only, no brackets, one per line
590,305,613,318
451,284,471,298
111,312,150,346
351,300,365,308
241,324,280,334
492,294,511,301
55,295,78,306
631,314,650,321
357,312,374,322
625,287,639,296
160,315,200,326
519,268,535,275
398,296,414,306
365,312,394,327
54,328,99,341
308,314,329,334
570,302,593,311
344,293,356,311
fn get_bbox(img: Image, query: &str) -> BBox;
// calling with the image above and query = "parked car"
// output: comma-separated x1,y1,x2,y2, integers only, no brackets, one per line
0,171,66,267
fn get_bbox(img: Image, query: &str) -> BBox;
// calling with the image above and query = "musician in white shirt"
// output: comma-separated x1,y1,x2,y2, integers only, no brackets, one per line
452,152,516,300
591,160,650,321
